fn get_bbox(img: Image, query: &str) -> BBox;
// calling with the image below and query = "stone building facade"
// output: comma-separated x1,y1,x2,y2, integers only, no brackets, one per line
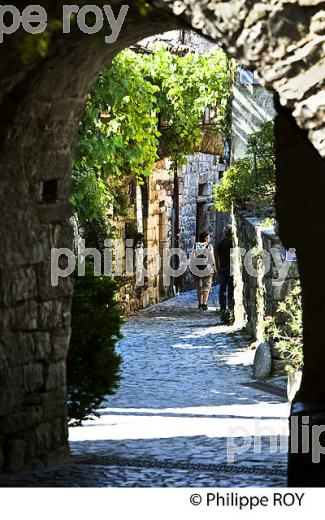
139,28,216,55
115,29,231,304
114,149,229,310
231,66,277,160
114,159,174,314
178,153,230,290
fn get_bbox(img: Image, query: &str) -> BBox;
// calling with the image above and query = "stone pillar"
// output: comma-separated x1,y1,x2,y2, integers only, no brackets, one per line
0,5,180,473
275,98,325,486
0,77,76,472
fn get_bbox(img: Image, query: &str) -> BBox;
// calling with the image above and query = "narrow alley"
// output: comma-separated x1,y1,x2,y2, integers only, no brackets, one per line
0,288,289,487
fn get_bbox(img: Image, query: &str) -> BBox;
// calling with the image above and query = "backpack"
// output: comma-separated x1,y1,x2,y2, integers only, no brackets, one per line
194,242,210,271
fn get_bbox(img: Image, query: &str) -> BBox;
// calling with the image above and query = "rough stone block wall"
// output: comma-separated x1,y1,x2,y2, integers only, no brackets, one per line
115,161,174,314
179,152,230,290
261,231,300,319
0,2,181,473
231,79,276,161
234,211,300,341
0,0,323,479
116,152,230,302
0,136,74,472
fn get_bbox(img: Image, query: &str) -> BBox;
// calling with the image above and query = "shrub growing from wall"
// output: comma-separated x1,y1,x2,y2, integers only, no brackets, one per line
264,282,303,373
67,264,123,425
214,121,275,211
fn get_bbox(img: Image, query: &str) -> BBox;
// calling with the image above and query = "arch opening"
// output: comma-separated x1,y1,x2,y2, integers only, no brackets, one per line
0,1,324,487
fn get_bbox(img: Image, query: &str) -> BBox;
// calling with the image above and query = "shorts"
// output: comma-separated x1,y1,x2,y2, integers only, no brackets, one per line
195,274,213,292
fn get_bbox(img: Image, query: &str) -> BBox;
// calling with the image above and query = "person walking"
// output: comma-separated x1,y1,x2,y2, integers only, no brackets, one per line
190,231,216,310
215,225,234,318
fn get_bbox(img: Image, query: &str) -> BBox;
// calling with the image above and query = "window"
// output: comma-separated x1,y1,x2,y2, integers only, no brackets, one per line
42,180,58,203
198,183,207,197
238,66,260,85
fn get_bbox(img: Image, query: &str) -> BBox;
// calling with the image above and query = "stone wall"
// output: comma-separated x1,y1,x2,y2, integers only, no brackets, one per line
139,28,216,54
234,211,300,342
115,159,174,314
115,151,230,301
231,67,277,160
0,4,182,473
0,0,324,481
115,30,226,304
178,152,230,290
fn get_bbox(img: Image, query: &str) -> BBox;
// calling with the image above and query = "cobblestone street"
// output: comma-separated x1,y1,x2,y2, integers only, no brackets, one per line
0,288,289,487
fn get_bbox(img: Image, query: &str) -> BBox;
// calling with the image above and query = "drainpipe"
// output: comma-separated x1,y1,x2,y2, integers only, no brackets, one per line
253,146,258,196
173,161,180,295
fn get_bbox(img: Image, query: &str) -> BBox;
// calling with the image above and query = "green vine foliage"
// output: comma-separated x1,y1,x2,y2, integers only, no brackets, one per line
68,45,235,423
263,282,303,373
147,46,235,162
72,46,235,231
213,120,276,211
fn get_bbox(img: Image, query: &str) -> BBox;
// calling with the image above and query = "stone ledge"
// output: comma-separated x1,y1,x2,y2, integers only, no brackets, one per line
38,203,73,224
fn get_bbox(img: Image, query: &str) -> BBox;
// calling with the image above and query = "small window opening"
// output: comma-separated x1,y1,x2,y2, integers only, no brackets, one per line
42,180,58,203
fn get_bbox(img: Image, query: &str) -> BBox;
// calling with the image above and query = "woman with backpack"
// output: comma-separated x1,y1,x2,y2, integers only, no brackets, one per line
190,231,216,310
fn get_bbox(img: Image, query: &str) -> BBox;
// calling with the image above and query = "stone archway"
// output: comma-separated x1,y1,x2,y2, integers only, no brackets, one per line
0,2,184,473
0,1,324,483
